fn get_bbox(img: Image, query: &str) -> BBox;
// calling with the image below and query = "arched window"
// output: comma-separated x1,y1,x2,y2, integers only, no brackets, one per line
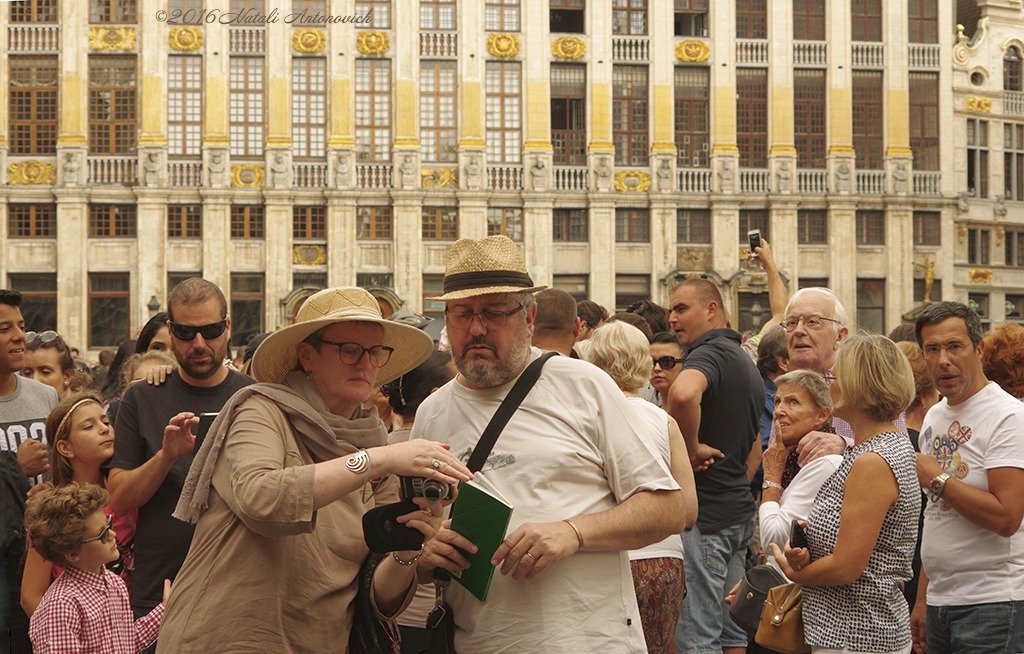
1006,46,1022,91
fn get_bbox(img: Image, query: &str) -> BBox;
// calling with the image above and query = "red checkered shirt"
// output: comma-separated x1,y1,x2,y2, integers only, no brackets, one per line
29,564,164,654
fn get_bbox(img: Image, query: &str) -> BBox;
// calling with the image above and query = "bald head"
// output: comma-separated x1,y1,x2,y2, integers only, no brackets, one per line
532,289,581,355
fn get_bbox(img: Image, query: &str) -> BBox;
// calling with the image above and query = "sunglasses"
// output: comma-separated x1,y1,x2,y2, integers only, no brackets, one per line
168,319,228,341
25,330,61,346
81,514,114,545
652,356,685,370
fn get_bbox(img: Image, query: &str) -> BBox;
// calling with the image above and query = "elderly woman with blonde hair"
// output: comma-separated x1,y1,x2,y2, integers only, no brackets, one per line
583,320,698,654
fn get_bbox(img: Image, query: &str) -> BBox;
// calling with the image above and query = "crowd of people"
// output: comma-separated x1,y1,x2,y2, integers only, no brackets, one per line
0,234,1022,654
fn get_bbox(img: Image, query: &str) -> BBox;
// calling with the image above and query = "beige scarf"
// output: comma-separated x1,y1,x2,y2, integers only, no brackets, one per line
173,370,387,523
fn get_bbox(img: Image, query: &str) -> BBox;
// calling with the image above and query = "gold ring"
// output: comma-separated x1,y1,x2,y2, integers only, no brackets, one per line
524,552,536,561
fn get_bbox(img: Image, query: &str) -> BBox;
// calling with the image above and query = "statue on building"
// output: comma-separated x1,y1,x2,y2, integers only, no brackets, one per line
657,159,673,192
399,154,416,189
334,152,350,189
718,159,734,192
777,160,792,192
915,257,936,303
836,161,851,192
62,152,81,186
994,196,1008,219
893,161,908,193
464,153,482,190
208,152,226,187
595,157,611,189
530,157,546,191
270,154,289,188
957,191,970,214
144,152,161,186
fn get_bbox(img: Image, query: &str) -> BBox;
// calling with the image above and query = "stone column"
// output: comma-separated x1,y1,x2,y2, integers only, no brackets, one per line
54,189,90,349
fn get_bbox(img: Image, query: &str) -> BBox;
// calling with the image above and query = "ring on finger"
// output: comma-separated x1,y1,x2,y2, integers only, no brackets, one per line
431,459,442,470
524,552,536,562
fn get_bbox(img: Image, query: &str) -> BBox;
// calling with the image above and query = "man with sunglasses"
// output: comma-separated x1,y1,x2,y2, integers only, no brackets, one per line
108,278,253,649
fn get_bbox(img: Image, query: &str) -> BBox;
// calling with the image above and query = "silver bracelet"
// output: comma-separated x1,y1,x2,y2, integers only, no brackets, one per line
392,545,424,566
346,448,370,475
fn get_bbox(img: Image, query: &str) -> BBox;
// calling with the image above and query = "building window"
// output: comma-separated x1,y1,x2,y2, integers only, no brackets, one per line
485,62,521,164
230,57,264,159
968,293,990,331
8,274,57,332
487,208,523,240
616,208,650,242
852,71,883,169
231,205,264,238
292,58,326,160
856,279,885,335
9,56,58,156
793,0,824,40
552,275,588,302
422,207,458,240
613,65,649,166
553,208,588,241
89,204,136,237
851,0,881,41
908,0,937,43
967,228,990,264
230,273,264,348
674,67,710,168
612,0,646,35
967,118,989,198
1006,231,1024,267
293,206,326,239
420,0,455,30
739,210,769,242
357,206,393,239
1006,294,1024,320
675,0,708,37
909,73,939,171
615,275,650,311
486,0,519,30
168,55,202,157
293,0,325,15
89,273,130,348
294,272,328,288
1006,46,1022,92
1005,122,1023,201
90,0,135,22
794,69,826,168
551,64,587,165
355,59,391,162
797,210,827,244
549,0,584,33
230,0,264,17
354,0,389,27
8,204,56,238
421,61,457,163
736,0,766,39
356,272,392,289
856,210,884,245
677,209,711,243
167,205,202,238
737,68,767,168
799,277,829,289
912,211,940,245
423,274,446,315
10,0,58,23
89,56,136,154
168,0,203,21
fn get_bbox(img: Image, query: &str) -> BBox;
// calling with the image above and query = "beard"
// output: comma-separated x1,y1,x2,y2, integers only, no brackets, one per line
172,338,228,381
454,325,533,389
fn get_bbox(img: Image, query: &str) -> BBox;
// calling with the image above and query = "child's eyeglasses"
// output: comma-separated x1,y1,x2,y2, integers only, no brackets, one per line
81,514,114,545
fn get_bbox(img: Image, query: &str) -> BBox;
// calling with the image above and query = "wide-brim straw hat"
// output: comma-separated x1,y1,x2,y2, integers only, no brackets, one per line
249,287,434,386
436,235,547,301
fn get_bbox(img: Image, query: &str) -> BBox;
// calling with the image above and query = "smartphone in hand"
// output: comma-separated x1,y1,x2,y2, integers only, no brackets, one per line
790,518,809,549
748,229,762,258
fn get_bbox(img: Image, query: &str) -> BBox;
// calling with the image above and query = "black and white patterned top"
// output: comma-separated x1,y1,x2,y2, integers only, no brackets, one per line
803,431,921,652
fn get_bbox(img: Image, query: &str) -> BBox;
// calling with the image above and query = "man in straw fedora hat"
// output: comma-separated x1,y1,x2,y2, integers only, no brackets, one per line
411,235,689,653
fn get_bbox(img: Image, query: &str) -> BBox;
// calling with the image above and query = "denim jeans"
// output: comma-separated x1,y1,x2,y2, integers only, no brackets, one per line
675,517,756,654
926,601,1024,654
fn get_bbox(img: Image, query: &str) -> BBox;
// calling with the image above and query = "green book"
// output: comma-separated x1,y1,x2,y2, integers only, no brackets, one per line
444,472,514,602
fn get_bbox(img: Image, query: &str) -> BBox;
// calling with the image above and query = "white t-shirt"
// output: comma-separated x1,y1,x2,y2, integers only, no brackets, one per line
411,349,678,654
919,381,1024,605
625,396,685,562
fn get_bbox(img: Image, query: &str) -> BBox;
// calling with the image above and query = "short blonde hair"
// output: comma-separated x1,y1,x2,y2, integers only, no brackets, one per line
833,333,914,422
582,321,653,393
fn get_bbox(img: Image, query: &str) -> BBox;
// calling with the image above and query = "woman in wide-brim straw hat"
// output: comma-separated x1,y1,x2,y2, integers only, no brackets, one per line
159,287,472,654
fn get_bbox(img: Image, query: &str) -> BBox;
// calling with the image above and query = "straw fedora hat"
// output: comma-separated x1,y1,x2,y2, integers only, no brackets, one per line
436,235,546,301
249,287,434,386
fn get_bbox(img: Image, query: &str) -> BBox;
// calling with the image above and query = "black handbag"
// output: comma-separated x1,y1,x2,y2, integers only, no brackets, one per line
728,564,788,638
350,552,402,654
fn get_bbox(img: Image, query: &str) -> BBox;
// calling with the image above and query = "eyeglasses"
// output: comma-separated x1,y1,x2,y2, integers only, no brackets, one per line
922,341,969,360
318,340,394,367
25,330,60,346
445,305,524,330
652,356,685,370
168,319,228,341
81,514,114,545
782,315,842,332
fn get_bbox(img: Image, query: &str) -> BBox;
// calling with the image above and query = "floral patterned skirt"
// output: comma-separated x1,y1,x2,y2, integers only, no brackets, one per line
631,557,687,654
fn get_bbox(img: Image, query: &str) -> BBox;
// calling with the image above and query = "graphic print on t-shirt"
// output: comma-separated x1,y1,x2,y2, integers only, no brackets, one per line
923,421,972,512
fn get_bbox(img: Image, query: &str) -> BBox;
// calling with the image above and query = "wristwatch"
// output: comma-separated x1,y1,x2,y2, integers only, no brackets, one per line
929,472,952,502
762,480,783,492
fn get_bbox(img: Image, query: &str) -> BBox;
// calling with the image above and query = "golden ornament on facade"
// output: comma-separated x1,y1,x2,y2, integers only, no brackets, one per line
89,27,136,50
966,96,991,112
293,244,327,265
676,41,710,62
421,168,458,188
551,37,585,59
969,269,992,284
169,27,202,51
678,247,712,271
7,161,57,185
614,171,651,192
487,33,520,57
293,29,326,53
958,225,968,243
356,31,389,55
231,165,264,187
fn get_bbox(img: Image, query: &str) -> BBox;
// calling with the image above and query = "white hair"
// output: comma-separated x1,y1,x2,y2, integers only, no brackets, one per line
786,287,849,329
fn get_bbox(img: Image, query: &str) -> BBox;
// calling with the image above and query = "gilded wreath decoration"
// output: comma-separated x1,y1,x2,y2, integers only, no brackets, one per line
676,41,710,62
966,96,991,112
552,37,585,59
356,31,389,55
231,165,265,187
969,269,992,284
293,245,327,265
293,30,326,53
421,168,458,188
169,27,202,51
614,171,651,192
487,33,520,57
8,161,57,185
90,27,136,50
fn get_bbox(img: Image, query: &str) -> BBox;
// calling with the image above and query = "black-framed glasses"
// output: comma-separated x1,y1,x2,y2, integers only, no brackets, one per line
81,514,114,545
782,315,842,332
445,305,524,330
652,356,685,370
25,330,60,346
318,340,394,367
168,319,228,341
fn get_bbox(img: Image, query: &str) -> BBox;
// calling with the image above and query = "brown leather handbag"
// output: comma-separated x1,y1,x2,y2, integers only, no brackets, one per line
754,583,811,654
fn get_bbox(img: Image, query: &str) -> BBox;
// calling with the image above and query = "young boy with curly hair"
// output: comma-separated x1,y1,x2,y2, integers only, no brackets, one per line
25,483,167,654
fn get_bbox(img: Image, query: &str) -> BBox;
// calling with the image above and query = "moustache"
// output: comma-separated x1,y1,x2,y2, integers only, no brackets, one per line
461,336,496,354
